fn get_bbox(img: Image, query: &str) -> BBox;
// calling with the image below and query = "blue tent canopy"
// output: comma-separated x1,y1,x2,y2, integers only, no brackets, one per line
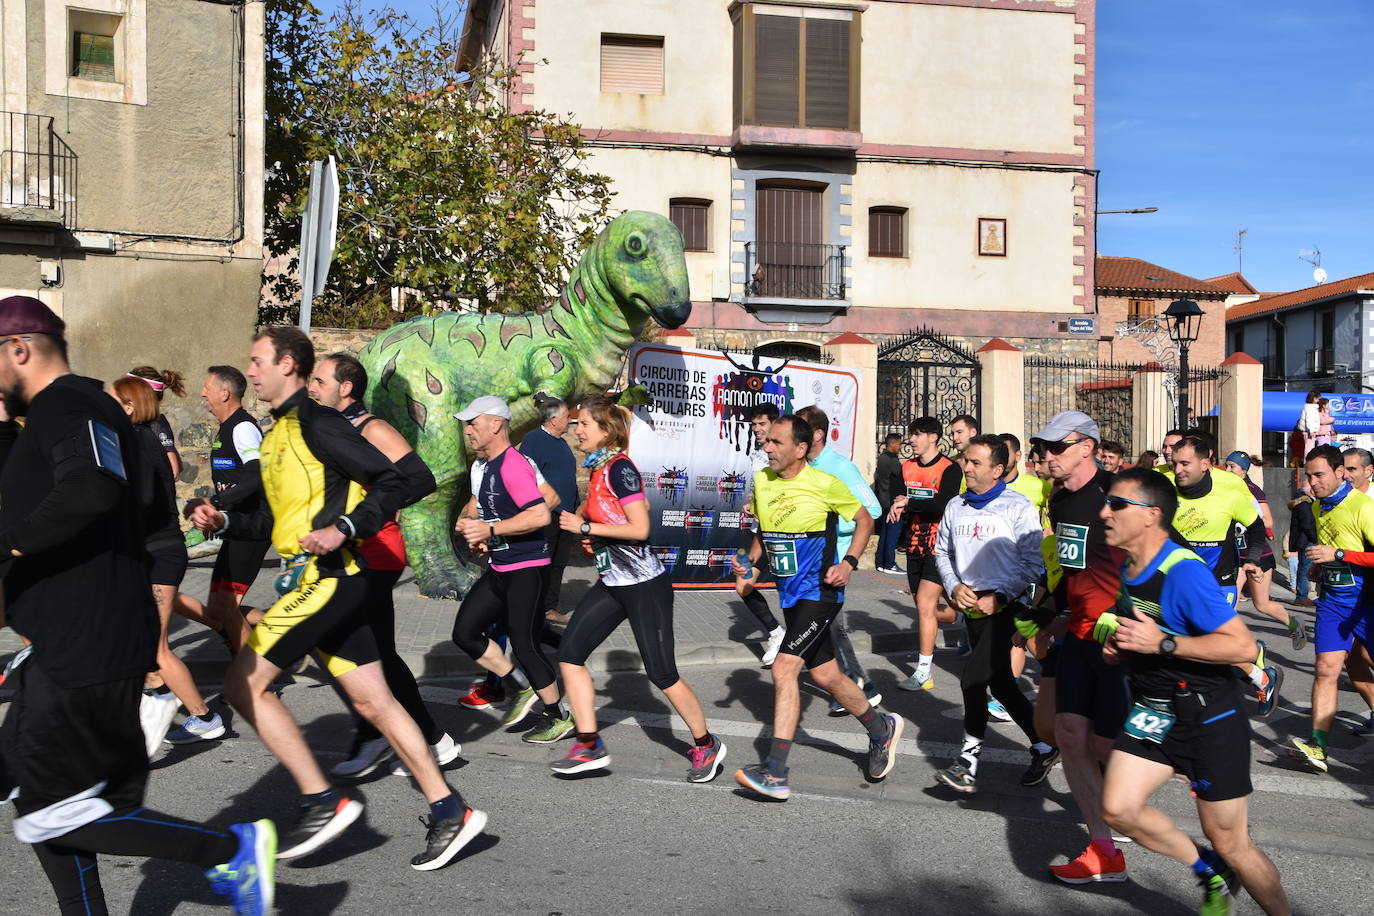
1262,392,1374,434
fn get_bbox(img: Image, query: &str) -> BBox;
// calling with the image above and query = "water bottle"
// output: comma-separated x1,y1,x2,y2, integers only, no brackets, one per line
735,548,756,581
183,527,205,548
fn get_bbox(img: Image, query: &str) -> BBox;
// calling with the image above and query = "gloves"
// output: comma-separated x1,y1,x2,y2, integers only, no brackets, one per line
1092,612,1120,644
1014,616,1041,640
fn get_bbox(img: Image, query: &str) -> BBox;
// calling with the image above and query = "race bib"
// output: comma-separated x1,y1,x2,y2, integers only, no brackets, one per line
273,553,312,597
594,545,612,575
763,539,798,577
906,485,936,499
1123,700,1176,745
1324,561,1355,588
1055,523,1089,570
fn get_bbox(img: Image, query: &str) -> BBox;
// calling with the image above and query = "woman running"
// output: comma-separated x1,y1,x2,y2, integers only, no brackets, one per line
127,365,186,478
551,396,725,781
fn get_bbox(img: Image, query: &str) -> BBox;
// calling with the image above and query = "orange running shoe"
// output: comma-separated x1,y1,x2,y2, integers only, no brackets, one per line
1049,843,1127,884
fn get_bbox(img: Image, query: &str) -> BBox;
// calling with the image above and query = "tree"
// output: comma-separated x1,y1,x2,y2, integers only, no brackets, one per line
261,1,614,327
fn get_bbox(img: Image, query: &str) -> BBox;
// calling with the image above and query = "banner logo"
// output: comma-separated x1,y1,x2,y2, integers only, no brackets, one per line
716,472,747,507
711,369,795,453
651,546,680,571
656,466,688,504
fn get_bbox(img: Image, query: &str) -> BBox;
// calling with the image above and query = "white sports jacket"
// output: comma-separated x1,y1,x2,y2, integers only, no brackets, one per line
935,486,1045,603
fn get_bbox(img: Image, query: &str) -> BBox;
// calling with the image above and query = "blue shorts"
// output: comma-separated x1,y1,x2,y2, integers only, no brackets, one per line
1313,598,1374,655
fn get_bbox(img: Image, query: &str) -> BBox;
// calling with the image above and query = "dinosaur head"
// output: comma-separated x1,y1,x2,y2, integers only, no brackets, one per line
601,211,691,331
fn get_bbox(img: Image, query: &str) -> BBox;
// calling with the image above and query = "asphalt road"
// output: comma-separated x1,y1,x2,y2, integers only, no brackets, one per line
2,639,1371,915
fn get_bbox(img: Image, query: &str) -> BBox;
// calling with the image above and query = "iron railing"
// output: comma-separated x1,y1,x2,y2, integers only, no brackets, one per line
744,241,847,300
0,111,77,226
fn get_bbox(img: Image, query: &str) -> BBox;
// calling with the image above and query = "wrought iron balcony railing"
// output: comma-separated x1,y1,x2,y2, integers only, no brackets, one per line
744,241,847,300
1,111,77,226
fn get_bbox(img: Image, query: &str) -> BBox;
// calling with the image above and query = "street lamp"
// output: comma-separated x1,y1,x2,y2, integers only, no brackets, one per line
1095,207,1160,214
1165,298,1205,429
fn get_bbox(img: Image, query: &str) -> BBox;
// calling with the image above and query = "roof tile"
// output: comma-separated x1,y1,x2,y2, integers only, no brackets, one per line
1226,272,1374,321
1095,257,1228,298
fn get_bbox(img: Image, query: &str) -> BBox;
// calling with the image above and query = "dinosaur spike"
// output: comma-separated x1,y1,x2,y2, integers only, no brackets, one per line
407,396,428,430
543,310,571,340
547,349,565,373
454,324,486,357
425,370,443,395
500,316,533,349
574,278,587,305
380,352,398,390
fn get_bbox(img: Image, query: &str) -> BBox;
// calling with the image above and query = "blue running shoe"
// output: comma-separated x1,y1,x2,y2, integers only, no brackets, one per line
735,763,790,800
206,820,276,916
987,698,1012,722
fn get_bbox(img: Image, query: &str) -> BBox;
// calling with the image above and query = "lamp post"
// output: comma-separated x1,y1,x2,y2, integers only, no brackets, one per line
1165,298,1205,429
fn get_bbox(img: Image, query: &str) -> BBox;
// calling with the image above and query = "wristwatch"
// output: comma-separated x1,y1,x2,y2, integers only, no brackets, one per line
1336,548,1347,562
1159,635,1177,656
842,554,859,569
580,521,591,536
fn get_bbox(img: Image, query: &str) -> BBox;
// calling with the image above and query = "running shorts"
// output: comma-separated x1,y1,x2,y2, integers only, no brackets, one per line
905,553,943,591
210,538,272,596
1258,554,1276,573
1039,640,1061,679
1313,599,1374,655
1113,680,1252,802
780,599,842,668
146,542,188,588
246,572,378,678
1055,633,1130,739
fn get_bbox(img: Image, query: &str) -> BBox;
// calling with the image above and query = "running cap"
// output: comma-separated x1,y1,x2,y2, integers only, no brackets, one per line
0,295,65,337
455,395,511,421
1225,451,1251,471
1031,410,1100,443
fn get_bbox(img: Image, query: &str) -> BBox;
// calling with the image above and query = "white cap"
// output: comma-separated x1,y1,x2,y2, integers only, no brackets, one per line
454,395,511,421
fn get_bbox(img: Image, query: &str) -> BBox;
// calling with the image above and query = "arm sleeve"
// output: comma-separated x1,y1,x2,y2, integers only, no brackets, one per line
303,408,406,540
934,505,958,594
1243,515,1267,564
1015,502,1046,592
500,451,544,512
395,451,437,509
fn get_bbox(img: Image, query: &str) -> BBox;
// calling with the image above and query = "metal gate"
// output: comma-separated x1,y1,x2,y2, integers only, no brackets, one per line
877,329,981,454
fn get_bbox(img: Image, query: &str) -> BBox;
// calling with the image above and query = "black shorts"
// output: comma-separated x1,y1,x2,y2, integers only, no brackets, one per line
780,599,842,668
1258,554,1276,573
147,542,188,587
905,553,943,591
1055,633,1130,739
1113,682,1253,802
0,661,148,843
246,571,378,678
211,538,272,596
1039,641,1061,679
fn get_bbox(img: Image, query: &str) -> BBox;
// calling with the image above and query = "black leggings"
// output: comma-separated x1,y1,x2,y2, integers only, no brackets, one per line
353,569,440,744
962,612,1039,744
34,807,237,916
558,575,681,690
452,567,556,691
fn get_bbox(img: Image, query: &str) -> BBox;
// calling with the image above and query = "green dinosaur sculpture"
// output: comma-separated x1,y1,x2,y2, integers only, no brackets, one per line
357,210,690,598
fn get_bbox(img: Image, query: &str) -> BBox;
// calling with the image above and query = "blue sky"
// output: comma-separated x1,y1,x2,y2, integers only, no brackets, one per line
316,0,1371,294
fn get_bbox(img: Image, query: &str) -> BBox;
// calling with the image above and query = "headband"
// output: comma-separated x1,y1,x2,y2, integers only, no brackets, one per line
126,372,164,392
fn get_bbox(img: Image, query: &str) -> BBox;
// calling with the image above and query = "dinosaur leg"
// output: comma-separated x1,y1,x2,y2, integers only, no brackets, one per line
398,482,481,601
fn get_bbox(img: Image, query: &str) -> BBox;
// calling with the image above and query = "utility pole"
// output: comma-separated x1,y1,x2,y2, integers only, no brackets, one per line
1231,228,1248,274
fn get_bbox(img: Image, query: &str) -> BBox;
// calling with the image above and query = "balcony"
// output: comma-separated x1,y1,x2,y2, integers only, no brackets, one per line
1,112,78,228
742,241,849,324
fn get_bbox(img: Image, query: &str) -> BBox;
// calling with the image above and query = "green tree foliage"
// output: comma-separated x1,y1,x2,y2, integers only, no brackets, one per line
261,1,614,327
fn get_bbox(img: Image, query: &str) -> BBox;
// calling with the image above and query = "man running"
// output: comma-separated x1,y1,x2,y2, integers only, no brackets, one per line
734,414,903,800
1160,429,1186,467
308,352,460,780
520,396,579,624
1100,468,1292,916
1031,411,1132,885
1221,451,1306,651
889,416,962,691
950,414,978,455
0,296,272,915
191,327,484,869
736,402,786,666
932,435,1056,792
1336,447,1374,734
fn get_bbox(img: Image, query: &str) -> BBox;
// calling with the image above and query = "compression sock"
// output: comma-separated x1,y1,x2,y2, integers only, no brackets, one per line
502,668,530,693
694,732,714,747
1248,666,1268,688
959,733,982,776
766,738,792,776
1312,729,1328,750
857,706,891,740
1092,837,1119,857
915,654,933,676
429,793,462,822
742,591,780,632
1286,617,1300,633
543,699,568,718
1191,858,1216,878
301,787,338,808
1031,741,1054,755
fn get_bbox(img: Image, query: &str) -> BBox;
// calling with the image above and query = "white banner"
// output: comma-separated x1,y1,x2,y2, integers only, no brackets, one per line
626,344,861,587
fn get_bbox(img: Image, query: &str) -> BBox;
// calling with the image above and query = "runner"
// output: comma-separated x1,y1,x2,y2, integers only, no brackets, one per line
735,402,786,666
932,435,1056,793
734,414,903,800
795,405,884,715
520,396,579,625
308,353,460,780
127,364,185,478
550,396,726,780
950,413,978,454
1337,447,1374,734
450,395,572,744
1222,451,1306,651
1099,468,1292,916
889,416,962,691
1160,429,1186,467
1293,444,1374,772
0,296,272,915
1030,411,1132,885
190,327,484,869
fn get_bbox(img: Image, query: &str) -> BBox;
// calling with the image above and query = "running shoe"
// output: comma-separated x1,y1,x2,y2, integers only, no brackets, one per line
409,806,488,872
139,690,180,758
987,697,1012,722
1351,715,1374,737
897,670,934,691
1288,618,1307,652
1198,871,1237,916
388,733,463,777
878,566,905,576
761,630,785,668
686,735,726,783
206,820,276,916
550,739,610,775
1254,638,1267,670
330,736,394,779
828,680,882,716
459,680,503,710
867,712,904,780
165,712,227,745
502,686,539,727
522,711,575,744
935,761,976,793
1255,665,1282,718
277,795,364,860
1288,736,1328,773
734,763,790,800
1020,747,1060,787
1049,844,1127,884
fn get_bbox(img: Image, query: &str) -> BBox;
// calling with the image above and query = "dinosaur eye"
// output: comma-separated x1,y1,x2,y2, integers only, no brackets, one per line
626,232,647,258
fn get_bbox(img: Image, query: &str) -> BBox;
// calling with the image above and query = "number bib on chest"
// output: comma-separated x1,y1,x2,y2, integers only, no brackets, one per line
1055,523,1089,570
594,544,612,575
906,485,936,499
1324,561,1355,588
274,553,312,597
763,539,799,577
1124,699,1176,745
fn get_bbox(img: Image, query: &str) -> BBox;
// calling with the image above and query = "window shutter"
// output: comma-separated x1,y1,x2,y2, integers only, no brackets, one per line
754,15,800,126
869,208,905,257
804,18,850,129
600,36,664,94
73,32,116,82
670,199,710,252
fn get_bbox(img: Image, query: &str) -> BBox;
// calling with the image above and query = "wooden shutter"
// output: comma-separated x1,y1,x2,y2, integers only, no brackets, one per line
670,199,710,251
756,185,823,297
754,15,800,127
1128,299,1154,320
73,32,116,82
869,207,905,257
805,18,850,129
600,36,664,94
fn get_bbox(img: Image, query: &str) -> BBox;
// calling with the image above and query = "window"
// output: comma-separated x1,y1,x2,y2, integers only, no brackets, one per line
1230,329,1243,354
669,199,710,252
600,35,664,95
1128,299,1154,321
45,0,147,105
68,10,121,83
868,207,905,258
732,5,858,131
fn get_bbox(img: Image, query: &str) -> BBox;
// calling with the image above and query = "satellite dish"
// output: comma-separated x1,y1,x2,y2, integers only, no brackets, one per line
1314,268,1328,284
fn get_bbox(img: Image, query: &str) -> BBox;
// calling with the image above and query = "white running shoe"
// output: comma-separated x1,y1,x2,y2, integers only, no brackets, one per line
329,736,394,779
761,629,786,668
390,733,463,777
139,691,180,758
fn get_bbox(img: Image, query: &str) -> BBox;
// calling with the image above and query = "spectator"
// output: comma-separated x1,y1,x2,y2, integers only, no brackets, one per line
1298,390,1321,456
520,396,579,624
1134,449,1159,469
1285,486,1316,607
873,432,905,574
1316,397,1336,446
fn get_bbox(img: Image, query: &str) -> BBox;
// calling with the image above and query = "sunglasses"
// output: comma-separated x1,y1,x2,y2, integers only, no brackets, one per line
1044,437,1089,455
1106,495,1154,511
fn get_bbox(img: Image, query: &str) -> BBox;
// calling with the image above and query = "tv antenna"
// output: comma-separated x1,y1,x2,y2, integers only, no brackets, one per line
1299,246,1326,284
1230,229,1248,273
